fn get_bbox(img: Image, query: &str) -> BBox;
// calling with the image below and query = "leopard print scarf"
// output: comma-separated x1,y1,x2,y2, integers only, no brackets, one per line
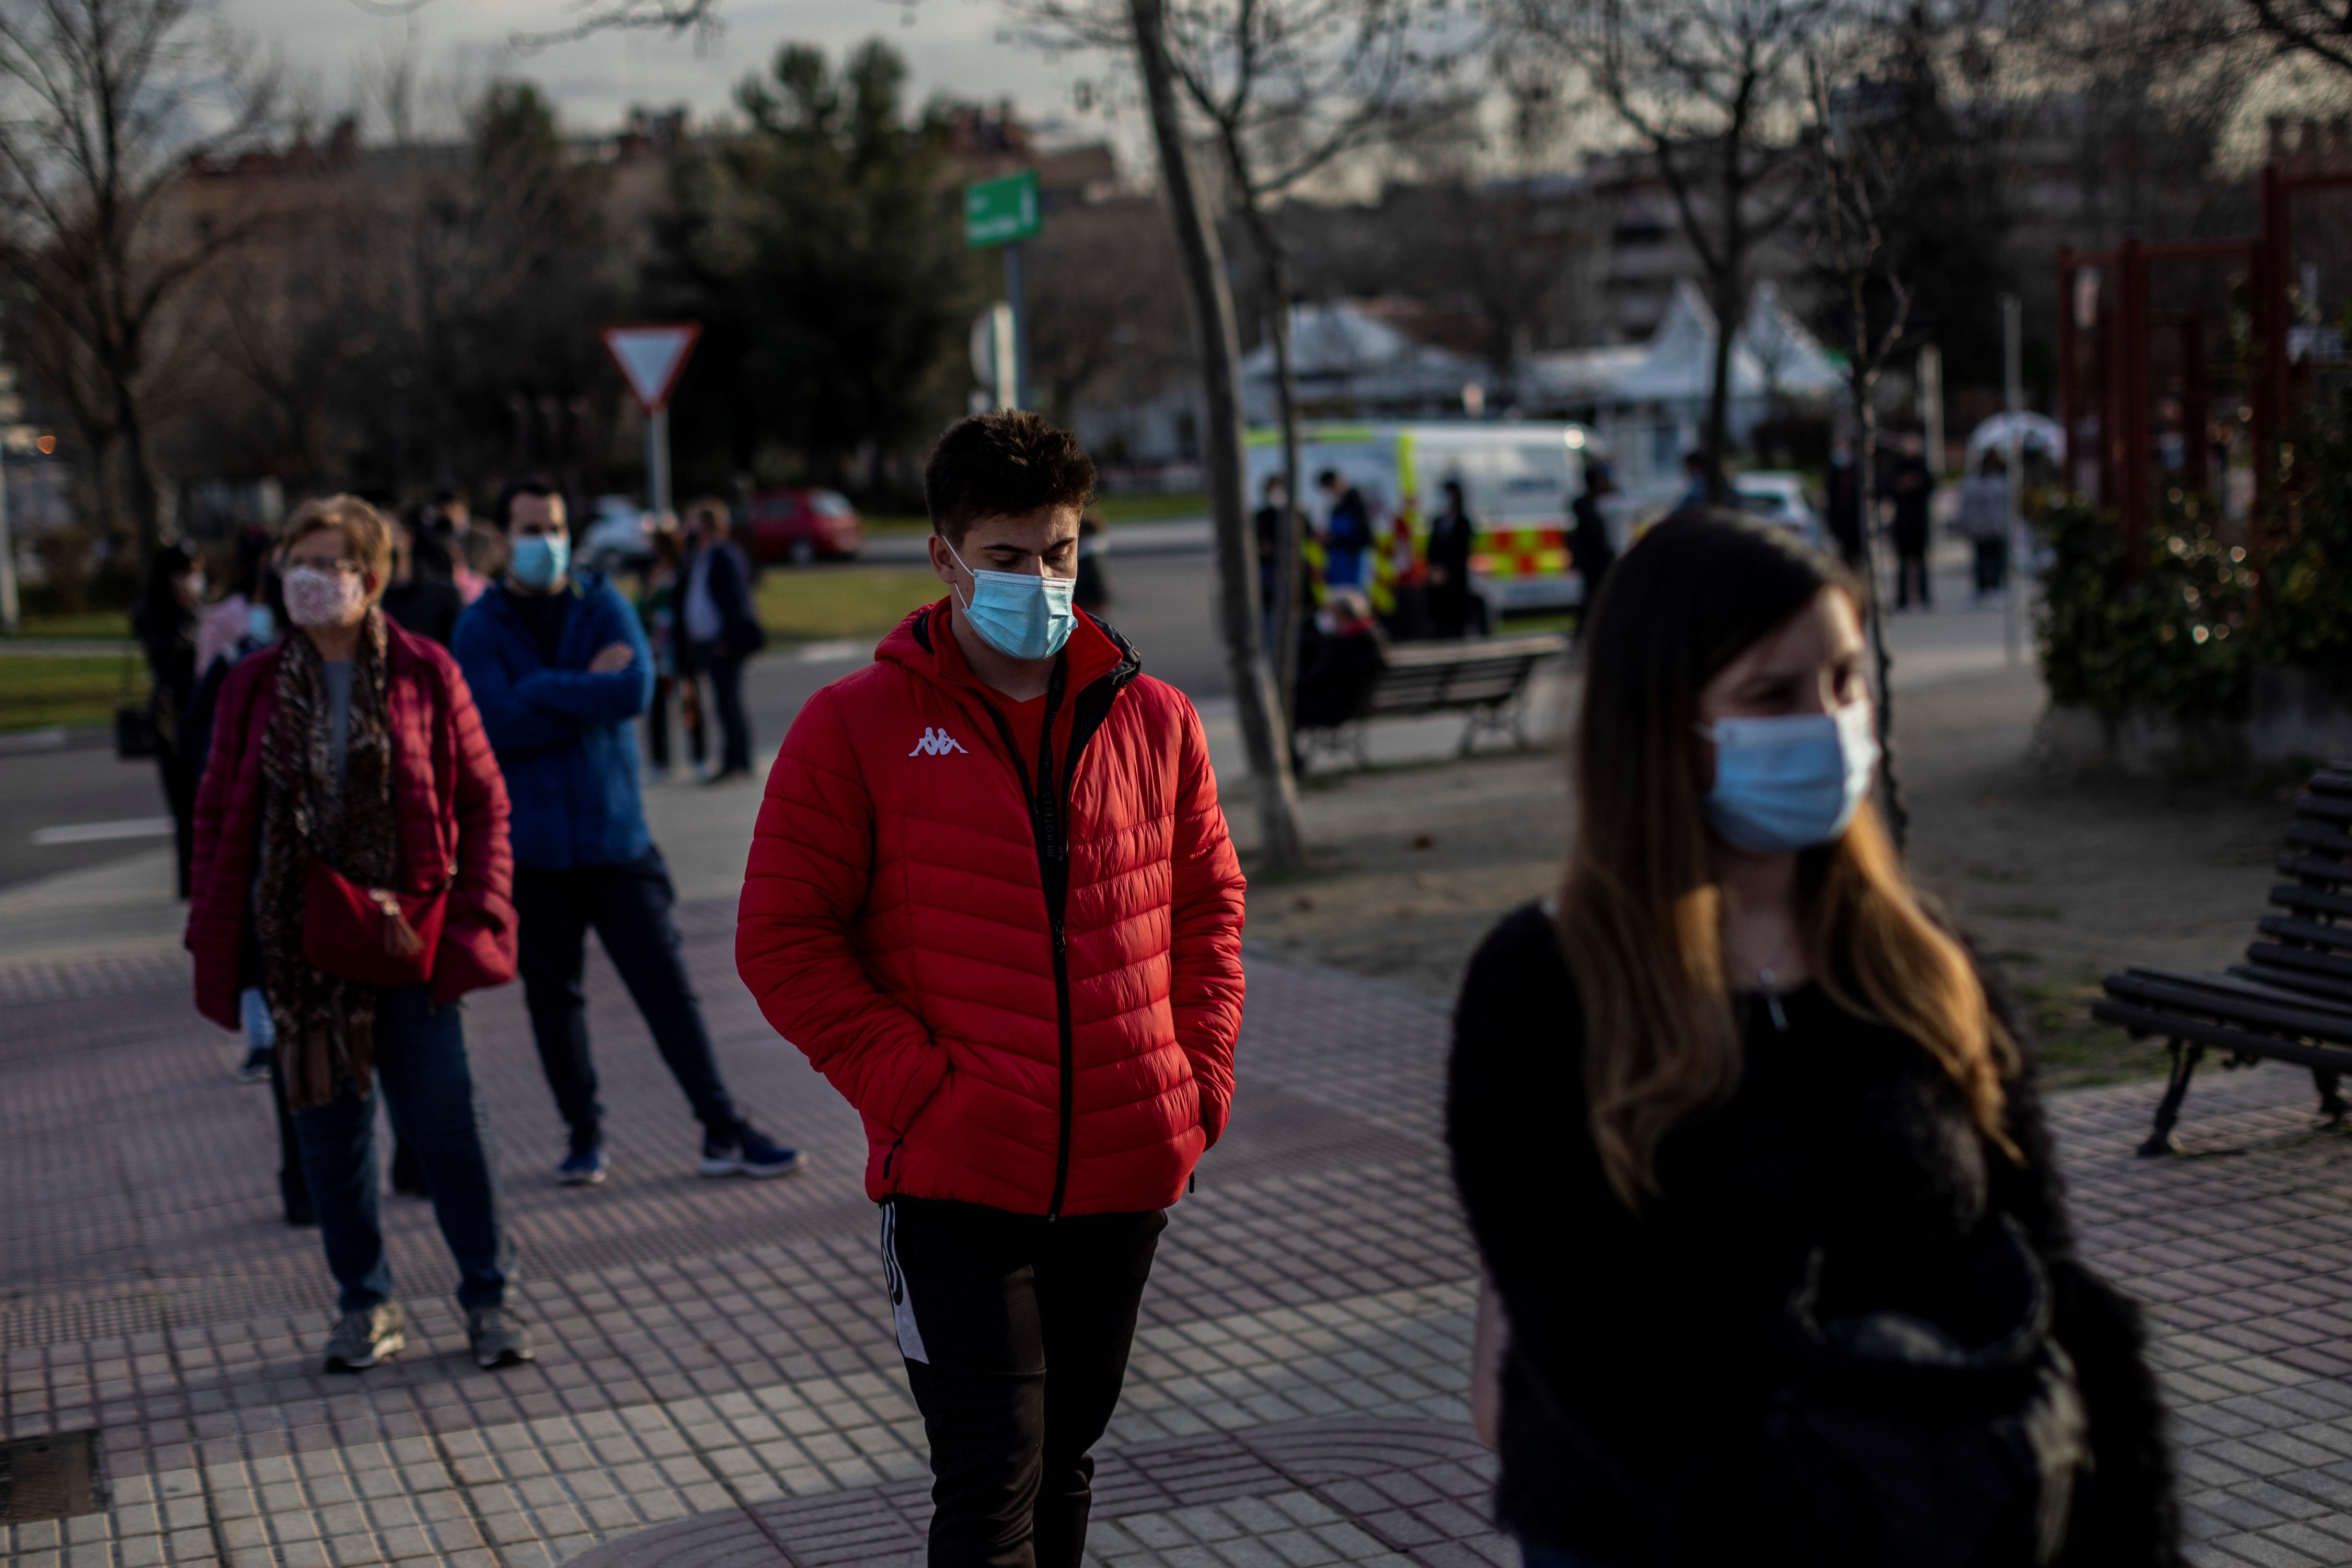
255,613,399,1111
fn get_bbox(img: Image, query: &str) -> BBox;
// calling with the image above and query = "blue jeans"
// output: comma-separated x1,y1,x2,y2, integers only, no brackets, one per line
291,985,511,1313
514,848,740,1143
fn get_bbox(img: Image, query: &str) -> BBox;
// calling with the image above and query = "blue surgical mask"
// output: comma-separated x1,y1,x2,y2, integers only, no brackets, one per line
947,540,1076,662
510,534,570,591
1700,702,1880,854
244,603,276,644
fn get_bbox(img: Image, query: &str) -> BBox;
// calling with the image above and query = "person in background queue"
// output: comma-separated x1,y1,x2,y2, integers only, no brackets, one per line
1824,437,1865,570
186,556,285,1093
1074,512,1111,615
1426,478,1479,639
186,495,525,1374
737,411,1247,1567
1315,468,1372,591
1678,449,1711,512
638,525,705,781
382,510,466,647
195,528,276,679
431,488,489,604
1570,463,1618,630
454,481,801,1189
681,497,762,783
1884,432,1936,610
1956,447,2013,607
135,543,205,900
1448,511,2174,1567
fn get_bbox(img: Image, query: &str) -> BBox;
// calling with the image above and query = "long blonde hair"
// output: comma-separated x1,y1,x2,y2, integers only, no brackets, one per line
1560,512,2019,1207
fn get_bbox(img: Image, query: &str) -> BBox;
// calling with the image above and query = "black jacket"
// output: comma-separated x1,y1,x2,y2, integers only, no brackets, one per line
1447,902,2176,1566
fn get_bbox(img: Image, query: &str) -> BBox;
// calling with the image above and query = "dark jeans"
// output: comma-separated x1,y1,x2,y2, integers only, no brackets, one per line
514,848,739,1144
1973,535,2009,595
290,985,510,1313
695,643,752,775
883,1197,1167,1567
1895,541,1932,608
156,741,196,900
269,1041,313,1224
647,674,705,773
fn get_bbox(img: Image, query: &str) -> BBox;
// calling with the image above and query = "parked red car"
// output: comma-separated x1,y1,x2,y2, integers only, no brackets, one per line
743,489,863,564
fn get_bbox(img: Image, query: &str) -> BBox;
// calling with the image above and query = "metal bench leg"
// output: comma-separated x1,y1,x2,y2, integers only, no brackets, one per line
2316,1069,2348,1123
2139,1039,2205,1157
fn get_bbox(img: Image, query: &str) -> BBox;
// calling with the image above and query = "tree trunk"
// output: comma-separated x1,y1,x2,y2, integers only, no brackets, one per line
1847,296,1908,849
1131,0,1307,872
1704,265,1739,505
1244,213,1307,728
113,372,163,555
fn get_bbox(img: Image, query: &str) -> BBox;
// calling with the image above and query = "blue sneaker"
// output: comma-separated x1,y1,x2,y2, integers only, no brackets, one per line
700,1126,804,1179
557,1142,608,1186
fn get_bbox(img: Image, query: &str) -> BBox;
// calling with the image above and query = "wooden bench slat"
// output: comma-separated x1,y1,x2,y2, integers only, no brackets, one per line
2102,968,2352,1041
2258,914,2352,954
2273,883,2352,920
2296,793,2352,824
2308,768,2352,797
2089,999,2352,1074
2288,821,2352,854
2277,852,2352,885
2245,941,2352,983
2233,962,2352,1008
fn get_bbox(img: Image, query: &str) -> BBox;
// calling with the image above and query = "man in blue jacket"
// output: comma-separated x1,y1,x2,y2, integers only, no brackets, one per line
454,481,801,1186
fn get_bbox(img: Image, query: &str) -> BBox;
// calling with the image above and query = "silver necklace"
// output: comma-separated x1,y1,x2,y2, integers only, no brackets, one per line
1749,930,1797,1032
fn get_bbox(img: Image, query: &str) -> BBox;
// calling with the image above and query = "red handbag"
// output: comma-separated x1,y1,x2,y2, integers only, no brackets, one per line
302,856,453,988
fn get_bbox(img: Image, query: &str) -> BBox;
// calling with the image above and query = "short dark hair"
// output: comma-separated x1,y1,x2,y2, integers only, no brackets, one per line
923,411,1096,544
494,479,559,529
1316,469,1341,488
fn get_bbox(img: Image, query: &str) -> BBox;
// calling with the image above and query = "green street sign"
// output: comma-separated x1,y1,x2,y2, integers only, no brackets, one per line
964,170,1041,249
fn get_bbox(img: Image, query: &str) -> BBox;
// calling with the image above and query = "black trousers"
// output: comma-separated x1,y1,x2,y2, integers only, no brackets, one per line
695,643,752,775
1894,531,1932,608
514,848,740,1143
882,1197,1167,1568
646,674,705,773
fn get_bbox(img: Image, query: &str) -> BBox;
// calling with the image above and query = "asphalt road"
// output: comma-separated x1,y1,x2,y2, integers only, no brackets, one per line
0,549,1228,896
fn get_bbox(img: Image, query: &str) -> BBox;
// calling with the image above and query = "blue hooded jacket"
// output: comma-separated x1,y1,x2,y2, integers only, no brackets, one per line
453,570,655,872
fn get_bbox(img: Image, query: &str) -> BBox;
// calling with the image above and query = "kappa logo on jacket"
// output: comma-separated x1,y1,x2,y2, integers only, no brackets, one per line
907,727,969,758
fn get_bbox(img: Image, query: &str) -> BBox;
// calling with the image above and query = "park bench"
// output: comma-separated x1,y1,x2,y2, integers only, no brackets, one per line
2092,764,2352,1155
1295,631,1569,771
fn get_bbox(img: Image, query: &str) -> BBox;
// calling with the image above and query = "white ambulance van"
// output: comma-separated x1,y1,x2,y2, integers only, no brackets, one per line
1246,421,1595,625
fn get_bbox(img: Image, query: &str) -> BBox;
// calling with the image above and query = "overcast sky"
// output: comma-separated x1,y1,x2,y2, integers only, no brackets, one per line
228,0,1117,146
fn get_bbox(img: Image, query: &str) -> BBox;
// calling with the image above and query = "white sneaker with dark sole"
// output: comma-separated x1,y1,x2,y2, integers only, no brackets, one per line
322,1302,405,1373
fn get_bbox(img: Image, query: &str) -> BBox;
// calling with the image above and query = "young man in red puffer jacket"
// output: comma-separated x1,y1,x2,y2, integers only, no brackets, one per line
737,412,1247,1565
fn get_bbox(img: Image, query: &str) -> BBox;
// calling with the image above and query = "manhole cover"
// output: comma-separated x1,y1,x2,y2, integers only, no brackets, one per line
0,1431,105,1523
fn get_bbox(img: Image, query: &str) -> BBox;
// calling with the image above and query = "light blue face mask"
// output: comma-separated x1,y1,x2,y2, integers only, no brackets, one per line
947,540,1076,662
244,603,276,644
1699,701,1880,854
510,534,570,591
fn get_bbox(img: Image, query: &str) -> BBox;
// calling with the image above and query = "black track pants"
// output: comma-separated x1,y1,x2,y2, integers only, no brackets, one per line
881,1196,1167,1568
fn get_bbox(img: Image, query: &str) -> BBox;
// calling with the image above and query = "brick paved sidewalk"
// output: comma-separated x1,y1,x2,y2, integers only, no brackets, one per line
7,902,2352,1568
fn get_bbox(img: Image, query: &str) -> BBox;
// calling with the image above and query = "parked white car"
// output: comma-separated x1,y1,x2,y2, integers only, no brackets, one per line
580,495,654,576
1732,471,1825,551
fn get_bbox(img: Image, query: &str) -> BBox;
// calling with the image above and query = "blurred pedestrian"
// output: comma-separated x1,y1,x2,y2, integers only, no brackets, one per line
1957,448,2012,607
1884,432,1935,609
1426,479,1480,639
382,511,465,647
1678,449,1711,511
185,494,526,1374
1075,512,1112,614
195,528,275,679
431,488,489,604
1448,510,2173,1566
185,559,284,1093
1315,469,1372,590
738,411,1247,1568
682,497,763,783
1824,437,1865,569
1252,475,1300,649
1570,463,1618,625
1292,586,1387,760
637,526,706,780
454,482,801,1189
134,543,204,900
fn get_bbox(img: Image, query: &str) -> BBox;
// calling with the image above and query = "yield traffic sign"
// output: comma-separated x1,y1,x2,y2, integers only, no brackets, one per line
600,322,702,411
964,171,1041,249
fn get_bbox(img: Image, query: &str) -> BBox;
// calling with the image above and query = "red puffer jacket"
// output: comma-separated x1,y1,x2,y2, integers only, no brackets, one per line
737,601,1247,1216
186,621,517,1030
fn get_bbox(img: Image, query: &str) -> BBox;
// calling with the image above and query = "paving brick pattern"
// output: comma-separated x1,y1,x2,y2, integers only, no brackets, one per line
7,896,2352,1566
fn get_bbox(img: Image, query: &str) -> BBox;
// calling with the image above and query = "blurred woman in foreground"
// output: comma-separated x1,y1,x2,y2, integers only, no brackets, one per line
1448,512,2174,1566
